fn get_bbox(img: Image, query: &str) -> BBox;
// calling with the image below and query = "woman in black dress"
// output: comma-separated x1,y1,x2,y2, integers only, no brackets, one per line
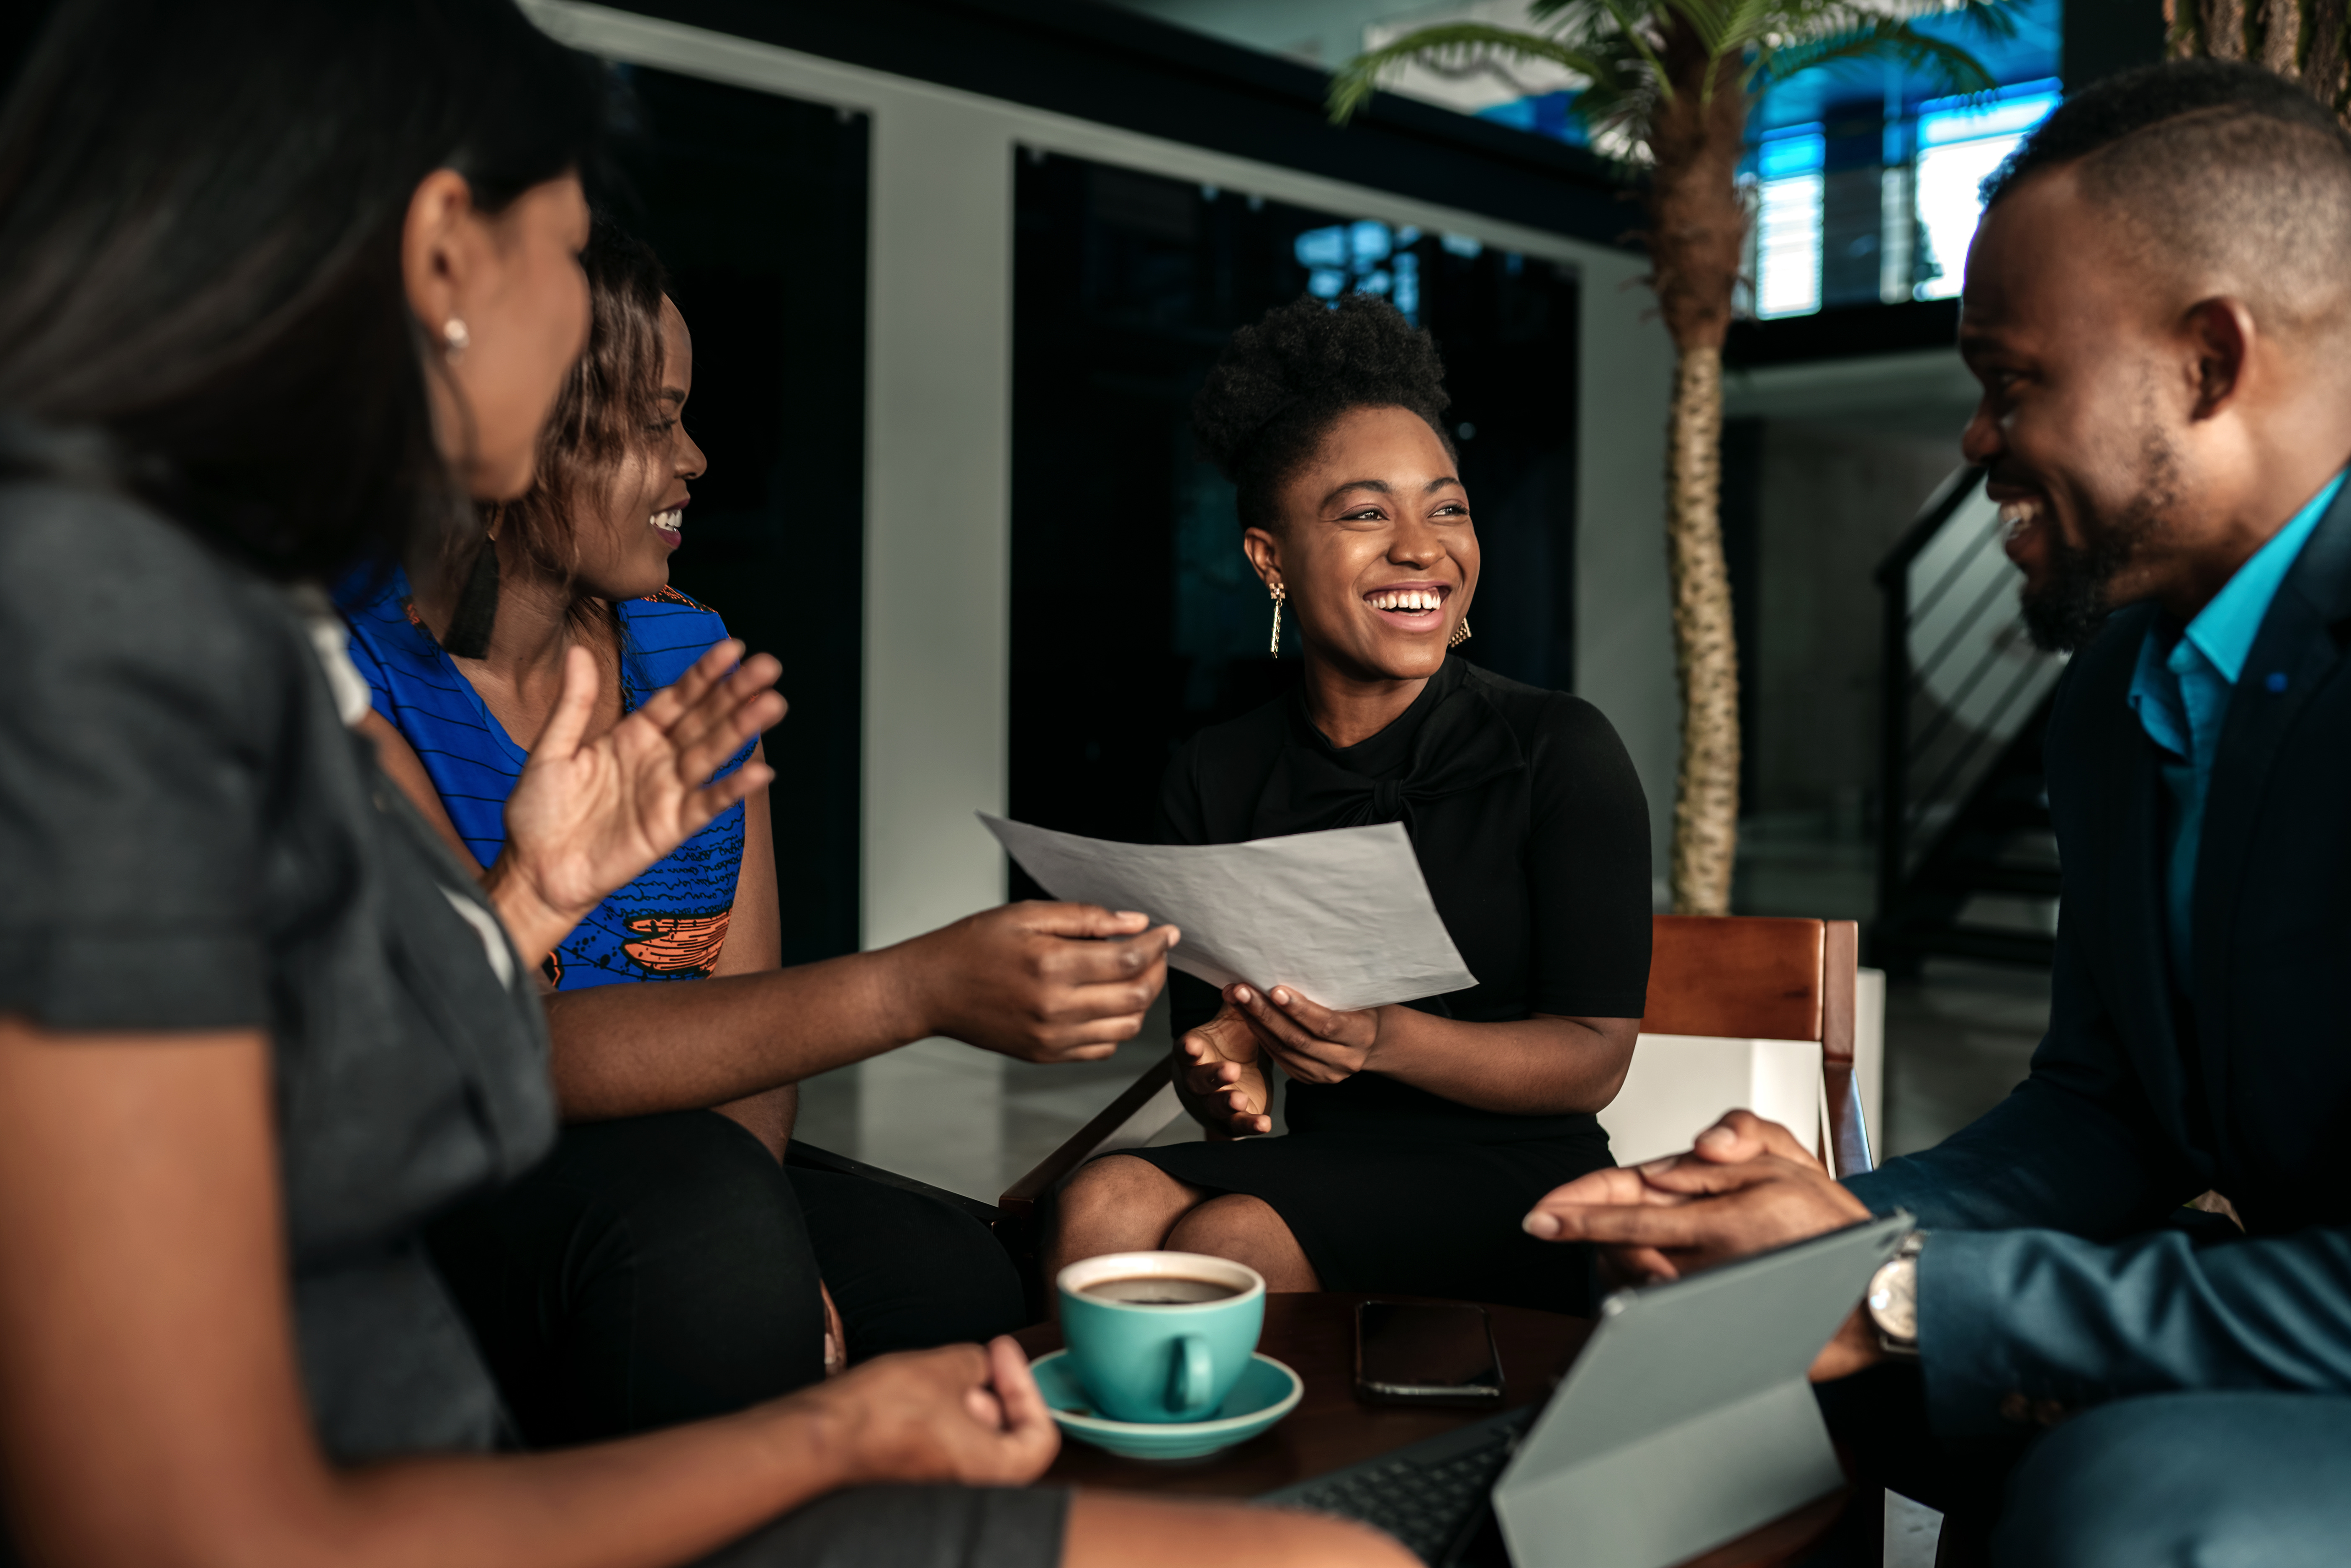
1050,294,1653,1313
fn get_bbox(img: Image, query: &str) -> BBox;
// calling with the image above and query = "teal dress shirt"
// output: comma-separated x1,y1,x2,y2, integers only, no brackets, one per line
2126,469,2347,977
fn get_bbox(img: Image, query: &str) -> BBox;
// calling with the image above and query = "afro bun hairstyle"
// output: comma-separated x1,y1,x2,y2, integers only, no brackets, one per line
1192,292,1452,532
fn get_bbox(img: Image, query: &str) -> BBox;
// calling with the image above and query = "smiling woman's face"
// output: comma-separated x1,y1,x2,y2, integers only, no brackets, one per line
564,295,706,603
1247,403,1477,684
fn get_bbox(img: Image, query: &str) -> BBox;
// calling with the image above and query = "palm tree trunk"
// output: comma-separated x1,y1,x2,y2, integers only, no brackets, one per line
1646,38,1753,915
2170,0,2351,119
1664,343,1739,914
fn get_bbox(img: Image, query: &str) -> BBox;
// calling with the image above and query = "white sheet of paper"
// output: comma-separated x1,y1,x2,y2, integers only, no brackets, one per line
980,813,1475,1013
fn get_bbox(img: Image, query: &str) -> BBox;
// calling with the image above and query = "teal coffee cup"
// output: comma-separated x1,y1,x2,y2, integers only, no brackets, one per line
1056,1252,1266,1424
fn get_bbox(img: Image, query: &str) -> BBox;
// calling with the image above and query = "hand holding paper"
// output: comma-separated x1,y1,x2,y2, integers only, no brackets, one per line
979,814,1474,1013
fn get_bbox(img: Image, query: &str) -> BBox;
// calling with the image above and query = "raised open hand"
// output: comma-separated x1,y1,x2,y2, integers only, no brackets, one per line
486,638,785,961
1180,1003,1272,1137
1226,982,1382,1086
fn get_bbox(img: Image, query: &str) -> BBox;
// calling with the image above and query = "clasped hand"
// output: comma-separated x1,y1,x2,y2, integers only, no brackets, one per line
488,638,785,960
1181,982,1382,1136
799,1335,1058,1488
1518,1110,1880,1380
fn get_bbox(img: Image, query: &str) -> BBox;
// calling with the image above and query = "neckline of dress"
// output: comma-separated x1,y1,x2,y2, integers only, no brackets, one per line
1290,655,1469,777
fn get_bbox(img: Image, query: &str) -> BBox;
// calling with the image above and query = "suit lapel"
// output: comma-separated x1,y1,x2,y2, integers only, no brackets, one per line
2080,607,2199,1152
2192,488,2351,1151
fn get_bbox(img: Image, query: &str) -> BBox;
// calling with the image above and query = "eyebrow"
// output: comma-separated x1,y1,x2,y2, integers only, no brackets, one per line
1319,475,1462,508
657,387,687,405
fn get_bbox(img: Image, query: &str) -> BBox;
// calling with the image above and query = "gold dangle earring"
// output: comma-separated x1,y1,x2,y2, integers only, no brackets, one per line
1448,615,1472,649
1268,581,1287,656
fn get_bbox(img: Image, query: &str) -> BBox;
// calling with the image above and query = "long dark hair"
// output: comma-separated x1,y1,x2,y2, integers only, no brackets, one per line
504,220,671,584
446,221,668,658
0,0,604,582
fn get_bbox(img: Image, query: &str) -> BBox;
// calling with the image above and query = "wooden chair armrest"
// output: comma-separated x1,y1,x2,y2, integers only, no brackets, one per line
997,1056,1178,1222
1822,1061,1874,1179
785,1139,1003,1227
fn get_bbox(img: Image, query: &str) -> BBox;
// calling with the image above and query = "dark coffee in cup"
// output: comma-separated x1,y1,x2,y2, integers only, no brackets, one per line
1078,1275,1243,1306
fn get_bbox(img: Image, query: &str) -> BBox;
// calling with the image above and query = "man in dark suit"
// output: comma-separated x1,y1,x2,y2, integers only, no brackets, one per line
1521,60,2351,1564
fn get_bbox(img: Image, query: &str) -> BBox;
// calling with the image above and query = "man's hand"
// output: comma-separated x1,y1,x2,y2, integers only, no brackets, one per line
1226,984,1382,1086
1521,1111,1880,1382
795,1337,1059,1488
1180,1005,1272,1136
1522,1110,1869,1279
908,903,1179,1064
490,640,784,958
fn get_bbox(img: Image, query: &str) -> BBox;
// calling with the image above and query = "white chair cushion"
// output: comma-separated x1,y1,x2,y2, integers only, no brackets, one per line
1598,1035,1824,1168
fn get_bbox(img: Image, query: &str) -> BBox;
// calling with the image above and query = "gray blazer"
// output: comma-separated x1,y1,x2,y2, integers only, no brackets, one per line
0,464,555,1462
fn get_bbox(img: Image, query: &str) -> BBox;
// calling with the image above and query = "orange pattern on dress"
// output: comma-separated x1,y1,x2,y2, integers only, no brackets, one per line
640,584,709,611
621,910,731,977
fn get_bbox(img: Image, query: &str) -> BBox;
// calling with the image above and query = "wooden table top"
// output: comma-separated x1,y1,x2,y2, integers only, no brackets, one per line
1014,1292,1845,1568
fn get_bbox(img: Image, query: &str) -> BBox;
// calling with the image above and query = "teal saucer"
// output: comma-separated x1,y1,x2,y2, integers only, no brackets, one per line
1031,1349,1303,1460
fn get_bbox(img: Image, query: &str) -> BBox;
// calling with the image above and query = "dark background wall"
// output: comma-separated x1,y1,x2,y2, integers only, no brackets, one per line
1006,149,1580,868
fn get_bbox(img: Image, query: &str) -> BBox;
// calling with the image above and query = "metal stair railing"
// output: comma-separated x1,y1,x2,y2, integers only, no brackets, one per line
1874,467,2065,955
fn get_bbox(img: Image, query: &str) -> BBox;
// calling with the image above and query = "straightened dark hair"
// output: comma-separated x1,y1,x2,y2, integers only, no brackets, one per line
0,0,604,582
502,220,670,591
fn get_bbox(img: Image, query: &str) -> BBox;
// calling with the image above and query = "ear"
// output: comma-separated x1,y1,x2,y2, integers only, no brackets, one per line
2182,296,2256,421
1241,527,1283,588
401,169,480,338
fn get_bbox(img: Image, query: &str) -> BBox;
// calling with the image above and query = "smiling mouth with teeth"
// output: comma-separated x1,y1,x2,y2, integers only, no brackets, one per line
1997,498,2043,540
650,508,684,540
1365,585,1448,619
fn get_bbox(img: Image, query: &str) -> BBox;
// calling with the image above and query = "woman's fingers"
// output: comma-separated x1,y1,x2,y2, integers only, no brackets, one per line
1230,986,1331,1059
983,1337,1060,1481
631,638,745,734
1263,985,1361,1042
535,643,602,761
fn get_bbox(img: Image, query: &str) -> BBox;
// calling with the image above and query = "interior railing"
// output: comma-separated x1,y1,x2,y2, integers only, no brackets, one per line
1874,467,2064,924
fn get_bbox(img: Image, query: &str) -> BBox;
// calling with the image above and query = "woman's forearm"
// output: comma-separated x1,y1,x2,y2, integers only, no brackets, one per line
302,1401,852,1568
545,905,1175,1122
1367,1011,1638,1116
544,946,929,1121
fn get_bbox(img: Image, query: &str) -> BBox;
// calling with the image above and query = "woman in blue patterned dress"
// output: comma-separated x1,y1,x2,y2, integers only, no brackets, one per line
343,226,1175,1445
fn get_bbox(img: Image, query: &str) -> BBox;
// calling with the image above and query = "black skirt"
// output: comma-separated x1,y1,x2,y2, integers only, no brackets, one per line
1122,1123,1611,1315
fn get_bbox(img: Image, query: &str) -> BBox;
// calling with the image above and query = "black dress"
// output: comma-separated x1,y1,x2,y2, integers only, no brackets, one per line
1123,655,1652,1313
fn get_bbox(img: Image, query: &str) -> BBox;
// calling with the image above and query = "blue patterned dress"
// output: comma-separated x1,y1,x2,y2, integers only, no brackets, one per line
339,568,756,987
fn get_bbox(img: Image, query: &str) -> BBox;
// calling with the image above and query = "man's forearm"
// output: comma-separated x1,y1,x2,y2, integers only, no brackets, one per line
544,946,930,1121
1845,1073,2191,1236
1917,1225,2351,1439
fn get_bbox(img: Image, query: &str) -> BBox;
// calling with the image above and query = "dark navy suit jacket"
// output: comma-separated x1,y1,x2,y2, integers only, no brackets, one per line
1846,484,2351,1437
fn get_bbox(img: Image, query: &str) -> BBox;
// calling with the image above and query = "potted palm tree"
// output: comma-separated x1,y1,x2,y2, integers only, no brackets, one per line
1331,0,2013,915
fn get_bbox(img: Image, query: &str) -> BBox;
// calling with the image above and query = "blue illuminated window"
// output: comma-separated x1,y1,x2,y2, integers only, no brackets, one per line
1754,127,1825,319
1911,80,2060,300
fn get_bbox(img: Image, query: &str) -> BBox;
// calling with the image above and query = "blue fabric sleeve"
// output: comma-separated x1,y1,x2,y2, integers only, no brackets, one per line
1845,914,2200,1237
1917,1225,2351,1437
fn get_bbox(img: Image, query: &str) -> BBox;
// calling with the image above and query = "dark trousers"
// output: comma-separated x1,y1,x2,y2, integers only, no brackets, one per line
427,1110,1026,1446
1811,1367,2351,1566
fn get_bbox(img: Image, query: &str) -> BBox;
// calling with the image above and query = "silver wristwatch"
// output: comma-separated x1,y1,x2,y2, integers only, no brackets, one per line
1865,1231,1927,1358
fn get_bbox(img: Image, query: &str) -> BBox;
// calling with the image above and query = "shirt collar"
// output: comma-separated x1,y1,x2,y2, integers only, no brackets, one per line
2180,468,2346,686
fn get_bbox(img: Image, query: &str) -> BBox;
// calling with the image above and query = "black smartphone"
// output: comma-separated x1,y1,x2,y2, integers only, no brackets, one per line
1354,1300,1505,1406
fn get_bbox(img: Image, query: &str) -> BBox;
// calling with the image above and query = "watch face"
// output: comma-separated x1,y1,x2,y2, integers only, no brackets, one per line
1868,1258,1919,1343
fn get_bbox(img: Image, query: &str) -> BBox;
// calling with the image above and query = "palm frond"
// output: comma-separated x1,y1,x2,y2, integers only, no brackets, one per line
1327,22,1618,123
1765,17,1999,97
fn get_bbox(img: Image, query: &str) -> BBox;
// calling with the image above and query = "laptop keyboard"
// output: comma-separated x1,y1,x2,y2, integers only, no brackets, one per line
1265,1412,1529,1565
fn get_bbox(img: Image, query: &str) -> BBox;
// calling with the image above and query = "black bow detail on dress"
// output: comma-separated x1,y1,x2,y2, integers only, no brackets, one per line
1264,681,1526,835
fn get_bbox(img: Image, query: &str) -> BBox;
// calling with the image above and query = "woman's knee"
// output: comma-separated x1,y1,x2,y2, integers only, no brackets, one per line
1055,1155,1193,1242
